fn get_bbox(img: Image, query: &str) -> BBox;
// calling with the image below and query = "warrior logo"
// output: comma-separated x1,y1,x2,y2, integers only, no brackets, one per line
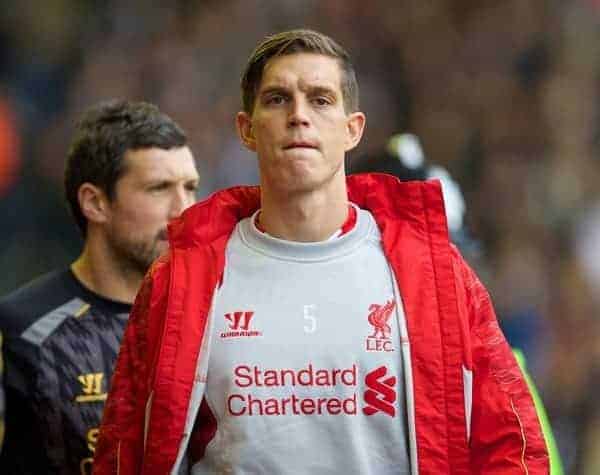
366,300,396,352
363,366,397,417
75,373,106,403
225,311,254,330
221,311,262,339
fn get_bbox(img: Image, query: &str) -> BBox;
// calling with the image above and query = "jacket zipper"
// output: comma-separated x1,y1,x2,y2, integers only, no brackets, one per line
389,266,419,475
144,391,154,453
170,283,220,474
510,398,530,474
116,440,121,475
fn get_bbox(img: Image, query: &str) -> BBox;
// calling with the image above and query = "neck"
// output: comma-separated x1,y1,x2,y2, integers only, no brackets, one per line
71,236,144,305
259,179,349,242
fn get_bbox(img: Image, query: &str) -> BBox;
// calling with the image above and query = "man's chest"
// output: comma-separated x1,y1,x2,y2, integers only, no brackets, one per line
195,248,412,474
30,311,127,472
208,250,405,416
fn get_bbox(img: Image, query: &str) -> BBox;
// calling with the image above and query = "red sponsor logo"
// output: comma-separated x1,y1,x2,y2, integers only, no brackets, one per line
366,300,396,352
227,364,358,416
363,366,396,417
233,364,357,388
227,393,357,416
221,311,262,338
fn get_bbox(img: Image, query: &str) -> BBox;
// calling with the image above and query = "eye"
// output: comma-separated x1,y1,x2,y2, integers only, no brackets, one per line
266,94,286,105
312,96,332,106
148,182,169,193
185,182,199,192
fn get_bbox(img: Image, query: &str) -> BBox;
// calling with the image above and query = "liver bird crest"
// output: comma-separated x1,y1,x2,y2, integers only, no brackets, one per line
367,300,396,339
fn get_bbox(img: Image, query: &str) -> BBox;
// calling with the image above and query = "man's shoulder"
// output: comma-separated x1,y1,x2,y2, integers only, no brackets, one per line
168,185,260,250
0,268,76,337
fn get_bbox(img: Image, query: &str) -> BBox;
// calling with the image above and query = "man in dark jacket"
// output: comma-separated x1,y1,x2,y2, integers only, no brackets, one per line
0,100,199,474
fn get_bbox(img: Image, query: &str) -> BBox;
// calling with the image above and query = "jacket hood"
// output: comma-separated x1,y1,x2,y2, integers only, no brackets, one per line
167,173,445,250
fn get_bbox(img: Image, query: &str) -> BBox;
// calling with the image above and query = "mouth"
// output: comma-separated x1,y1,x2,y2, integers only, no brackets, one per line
283,141,318,150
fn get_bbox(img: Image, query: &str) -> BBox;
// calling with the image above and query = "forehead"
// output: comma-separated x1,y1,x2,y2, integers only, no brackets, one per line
121,146,198,182
259,53,342,92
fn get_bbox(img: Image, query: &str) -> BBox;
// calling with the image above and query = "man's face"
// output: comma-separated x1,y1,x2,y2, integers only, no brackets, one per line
237,53,365,195
104,146,199,274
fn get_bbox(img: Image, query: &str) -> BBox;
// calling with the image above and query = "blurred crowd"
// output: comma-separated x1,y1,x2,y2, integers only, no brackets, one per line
1,0,600,472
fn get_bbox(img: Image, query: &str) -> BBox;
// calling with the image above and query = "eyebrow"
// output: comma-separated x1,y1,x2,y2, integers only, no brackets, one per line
259,85,290,97
141,175,199,186
308,85,338,97
259,84,338,98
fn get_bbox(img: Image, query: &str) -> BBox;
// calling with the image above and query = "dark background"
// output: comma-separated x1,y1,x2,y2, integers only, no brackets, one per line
1,1,599,472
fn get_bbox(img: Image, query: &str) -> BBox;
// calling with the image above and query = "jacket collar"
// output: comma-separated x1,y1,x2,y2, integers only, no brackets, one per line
167,173,444,250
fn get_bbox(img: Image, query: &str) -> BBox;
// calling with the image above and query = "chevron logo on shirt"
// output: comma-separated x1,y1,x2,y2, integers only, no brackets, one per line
363,366,397,417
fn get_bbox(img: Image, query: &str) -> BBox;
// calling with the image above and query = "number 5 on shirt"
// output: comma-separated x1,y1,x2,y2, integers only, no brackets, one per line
303,305,317,333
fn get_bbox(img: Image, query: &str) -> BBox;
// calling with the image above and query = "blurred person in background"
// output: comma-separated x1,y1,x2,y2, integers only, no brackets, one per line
0,99,199,474
94,29,548,474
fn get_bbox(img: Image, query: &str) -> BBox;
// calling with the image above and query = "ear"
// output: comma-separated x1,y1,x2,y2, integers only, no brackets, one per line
344,112,366,152
78,183,111,225
236,111,257,152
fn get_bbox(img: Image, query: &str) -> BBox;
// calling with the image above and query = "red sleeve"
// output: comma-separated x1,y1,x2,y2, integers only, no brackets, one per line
93,255,171,475
456,252,549,474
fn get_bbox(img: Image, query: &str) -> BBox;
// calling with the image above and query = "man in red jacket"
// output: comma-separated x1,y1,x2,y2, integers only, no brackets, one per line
94,29,549,474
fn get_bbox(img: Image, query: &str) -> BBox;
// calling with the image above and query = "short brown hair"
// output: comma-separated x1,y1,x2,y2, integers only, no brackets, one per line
65,100,187,236
241,29,359,114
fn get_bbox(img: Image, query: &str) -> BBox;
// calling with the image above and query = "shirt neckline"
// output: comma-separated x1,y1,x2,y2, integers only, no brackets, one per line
237,204,373,262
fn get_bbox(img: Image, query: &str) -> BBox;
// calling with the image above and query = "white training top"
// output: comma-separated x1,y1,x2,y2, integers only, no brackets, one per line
192,206,410,474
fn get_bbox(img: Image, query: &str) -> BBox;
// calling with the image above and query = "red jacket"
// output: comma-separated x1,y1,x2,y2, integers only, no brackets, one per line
94,174,549,474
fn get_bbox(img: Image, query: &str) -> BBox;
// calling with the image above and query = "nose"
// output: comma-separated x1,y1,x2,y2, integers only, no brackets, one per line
288,98,310,128
169,187,193,219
